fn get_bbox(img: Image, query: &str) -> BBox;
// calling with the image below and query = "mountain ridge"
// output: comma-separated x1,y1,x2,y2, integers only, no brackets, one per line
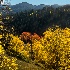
10,2,61,13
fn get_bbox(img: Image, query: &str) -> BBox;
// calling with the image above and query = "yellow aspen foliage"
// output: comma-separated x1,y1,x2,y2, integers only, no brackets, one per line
0,44,18,70
31,26,70,69
0,44,5,55
8,34,30,59
0,56,18,70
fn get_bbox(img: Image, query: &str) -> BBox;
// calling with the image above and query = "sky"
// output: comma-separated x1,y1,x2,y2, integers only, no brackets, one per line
2,0,70,5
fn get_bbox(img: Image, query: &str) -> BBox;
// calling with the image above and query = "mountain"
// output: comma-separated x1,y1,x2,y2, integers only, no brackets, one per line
11,2,34,13
10,2,62,13
51,4,60,8
34,4,46,10
0,2,61,13
10,2,48,13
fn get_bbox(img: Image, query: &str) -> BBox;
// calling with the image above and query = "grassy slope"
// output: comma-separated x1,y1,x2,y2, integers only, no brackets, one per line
5,53,44,70
16,59,44,70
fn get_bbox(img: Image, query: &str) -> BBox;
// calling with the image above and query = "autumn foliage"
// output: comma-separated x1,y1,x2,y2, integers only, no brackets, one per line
32,33,41,40
19,32,32,41
0,25,18,70
0,24,70,70
31,27,70,69
19,32,41,43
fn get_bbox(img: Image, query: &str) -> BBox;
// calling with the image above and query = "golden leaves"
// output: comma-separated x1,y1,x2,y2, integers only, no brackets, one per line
31,27,70,69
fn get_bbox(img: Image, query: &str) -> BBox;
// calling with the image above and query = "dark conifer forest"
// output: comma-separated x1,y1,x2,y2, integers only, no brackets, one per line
2,5,70,36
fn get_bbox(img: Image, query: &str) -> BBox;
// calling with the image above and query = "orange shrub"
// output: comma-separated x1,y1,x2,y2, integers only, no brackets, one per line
19,32,41,43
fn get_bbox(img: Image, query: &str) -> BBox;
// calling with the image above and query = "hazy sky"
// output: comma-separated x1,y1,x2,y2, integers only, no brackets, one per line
3,0,70,5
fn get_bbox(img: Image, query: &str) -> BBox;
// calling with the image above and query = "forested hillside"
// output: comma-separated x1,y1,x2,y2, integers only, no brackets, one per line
3,5,70,36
